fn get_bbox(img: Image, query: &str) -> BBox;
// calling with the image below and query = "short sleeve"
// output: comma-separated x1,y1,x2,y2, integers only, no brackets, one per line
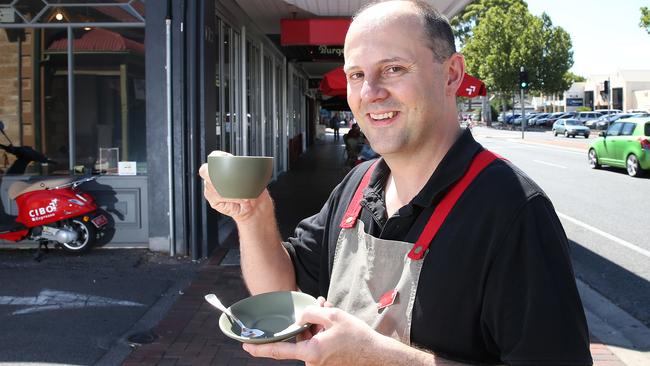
282,199,330,298
481,195,592,365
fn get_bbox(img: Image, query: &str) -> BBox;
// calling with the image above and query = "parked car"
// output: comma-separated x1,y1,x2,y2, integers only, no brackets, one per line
536,112,564,127
575,111,603,124
528,113,550,125
541,112,575,127
588,117,650,177
552,118,590,138
594,109,622,115
590,113,649,130
513,113,537,126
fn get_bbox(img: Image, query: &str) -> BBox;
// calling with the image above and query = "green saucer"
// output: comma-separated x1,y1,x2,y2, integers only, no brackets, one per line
218,291,318,344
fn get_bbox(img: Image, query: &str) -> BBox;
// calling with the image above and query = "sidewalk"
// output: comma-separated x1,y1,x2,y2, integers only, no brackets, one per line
122,132,628,365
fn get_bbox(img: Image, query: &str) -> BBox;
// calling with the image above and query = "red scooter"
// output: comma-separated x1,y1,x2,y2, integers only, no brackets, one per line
0,121,108,255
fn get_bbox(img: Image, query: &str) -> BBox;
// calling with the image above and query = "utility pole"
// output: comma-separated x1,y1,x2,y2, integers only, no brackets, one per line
519,66,528,139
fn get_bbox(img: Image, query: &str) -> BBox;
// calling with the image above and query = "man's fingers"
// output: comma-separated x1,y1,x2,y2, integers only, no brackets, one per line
296,306,338,328
243,341,298,360
317,297,334,308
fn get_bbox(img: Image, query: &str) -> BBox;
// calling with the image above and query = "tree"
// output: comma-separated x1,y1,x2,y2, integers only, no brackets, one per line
641,6,650,34
462,5,535,99
451,0,526,48
565,72,586,84
535,13,574,96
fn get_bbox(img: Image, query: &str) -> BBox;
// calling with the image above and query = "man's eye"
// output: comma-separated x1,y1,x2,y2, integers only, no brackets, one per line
386,66,405,74
348,72,364,81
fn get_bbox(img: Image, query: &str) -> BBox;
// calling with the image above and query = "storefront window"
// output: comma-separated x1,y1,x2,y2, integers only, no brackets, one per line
246,40,261,156
0,1,146,176
222,23,231,153
43,27,146,174
263,56,273,157
215,18,221,150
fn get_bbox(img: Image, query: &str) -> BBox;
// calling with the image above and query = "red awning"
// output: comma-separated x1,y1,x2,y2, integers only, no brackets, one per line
319,67,347,97
47,28,144,55
457,73,487,97
320,67,487,99
281,18,351,46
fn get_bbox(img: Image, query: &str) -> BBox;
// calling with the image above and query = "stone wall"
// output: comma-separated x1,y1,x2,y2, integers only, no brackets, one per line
0,29,35,169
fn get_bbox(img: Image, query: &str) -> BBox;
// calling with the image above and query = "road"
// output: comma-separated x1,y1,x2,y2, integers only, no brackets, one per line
473,126,650,329
0,249,199,365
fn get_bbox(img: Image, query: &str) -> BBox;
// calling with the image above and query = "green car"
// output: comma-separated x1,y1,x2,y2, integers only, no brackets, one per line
588,117,650,177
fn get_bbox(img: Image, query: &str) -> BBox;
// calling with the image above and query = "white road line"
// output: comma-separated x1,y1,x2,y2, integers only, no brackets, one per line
533,160,567,169
557,212,650,259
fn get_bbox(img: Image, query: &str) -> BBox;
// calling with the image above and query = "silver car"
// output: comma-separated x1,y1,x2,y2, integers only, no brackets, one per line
552,118,590,138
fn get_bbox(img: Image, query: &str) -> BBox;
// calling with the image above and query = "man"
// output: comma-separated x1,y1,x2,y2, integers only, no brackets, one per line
199,1,592,364
330,112,341,139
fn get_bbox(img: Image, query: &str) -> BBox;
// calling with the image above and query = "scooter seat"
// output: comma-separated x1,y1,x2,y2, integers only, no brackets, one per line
8,177,75,200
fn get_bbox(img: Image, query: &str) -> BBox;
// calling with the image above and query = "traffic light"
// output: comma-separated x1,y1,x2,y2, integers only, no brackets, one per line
603,80,609,94
519,70,529,89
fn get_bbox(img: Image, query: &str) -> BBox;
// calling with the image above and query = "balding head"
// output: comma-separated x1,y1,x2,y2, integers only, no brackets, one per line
348,0,455,63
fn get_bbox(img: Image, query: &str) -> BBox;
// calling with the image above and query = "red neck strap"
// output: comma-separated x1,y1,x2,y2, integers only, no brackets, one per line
340,150,501,260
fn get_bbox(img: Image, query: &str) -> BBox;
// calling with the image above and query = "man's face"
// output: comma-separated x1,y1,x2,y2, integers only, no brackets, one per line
344,8,449,157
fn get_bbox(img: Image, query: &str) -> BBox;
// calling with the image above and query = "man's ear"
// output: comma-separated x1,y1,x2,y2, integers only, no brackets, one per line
445,53,465,97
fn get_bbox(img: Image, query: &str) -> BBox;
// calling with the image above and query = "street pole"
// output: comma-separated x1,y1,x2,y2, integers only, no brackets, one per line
520,67,525,139
165,0,176,256
521,87,525,139
608,76,612,114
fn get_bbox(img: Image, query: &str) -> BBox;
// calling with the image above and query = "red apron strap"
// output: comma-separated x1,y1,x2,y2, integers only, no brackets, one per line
408,150,500,260
340,160,381,229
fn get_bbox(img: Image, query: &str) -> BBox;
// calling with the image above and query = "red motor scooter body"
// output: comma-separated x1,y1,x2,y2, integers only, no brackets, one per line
16,188,98,227
0,185,98,242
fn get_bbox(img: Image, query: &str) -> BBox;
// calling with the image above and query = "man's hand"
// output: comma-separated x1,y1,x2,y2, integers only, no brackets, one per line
198,161,269,222
243,299,466,365
243,304,383,366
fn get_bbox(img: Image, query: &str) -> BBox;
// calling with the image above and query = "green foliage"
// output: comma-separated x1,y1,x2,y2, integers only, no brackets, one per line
451,0,527,48
461,4,573,96
641,6,650,34
576,106,591,112
565,72,586,83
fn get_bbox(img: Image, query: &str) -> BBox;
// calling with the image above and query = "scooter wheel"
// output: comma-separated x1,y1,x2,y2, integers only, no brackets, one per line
61,218,96,253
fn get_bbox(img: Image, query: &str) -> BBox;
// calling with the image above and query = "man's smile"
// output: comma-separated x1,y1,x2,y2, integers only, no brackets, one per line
367,111,400,125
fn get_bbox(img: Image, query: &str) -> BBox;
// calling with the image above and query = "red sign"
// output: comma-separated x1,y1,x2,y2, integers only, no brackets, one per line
281,18,351,46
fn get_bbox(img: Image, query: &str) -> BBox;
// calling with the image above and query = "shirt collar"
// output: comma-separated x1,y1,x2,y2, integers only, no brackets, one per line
364,129,483,209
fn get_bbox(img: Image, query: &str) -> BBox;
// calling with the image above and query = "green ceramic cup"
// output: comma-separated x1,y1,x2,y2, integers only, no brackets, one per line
207,151,273,199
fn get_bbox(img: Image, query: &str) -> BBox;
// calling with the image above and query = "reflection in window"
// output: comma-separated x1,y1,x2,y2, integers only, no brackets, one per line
621,123,636,136
607,123,623,136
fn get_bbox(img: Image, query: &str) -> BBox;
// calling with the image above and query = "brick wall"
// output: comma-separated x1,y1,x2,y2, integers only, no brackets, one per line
0,28,35,169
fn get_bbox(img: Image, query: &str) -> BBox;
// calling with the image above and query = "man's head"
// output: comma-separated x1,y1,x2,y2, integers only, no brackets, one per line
343,0,464,159
357,0,456,63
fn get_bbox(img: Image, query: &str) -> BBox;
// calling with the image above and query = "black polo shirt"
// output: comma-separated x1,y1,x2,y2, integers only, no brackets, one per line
283,129,592,365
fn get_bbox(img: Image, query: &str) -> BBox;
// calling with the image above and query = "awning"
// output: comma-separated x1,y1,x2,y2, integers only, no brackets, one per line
457,73,487,97
319,66,487,98
319,67,347,97
281,18,351,46
47,28,144,55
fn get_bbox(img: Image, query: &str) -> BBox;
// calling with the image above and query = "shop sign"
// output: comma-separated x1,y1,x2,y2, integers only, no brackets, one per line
0,8,15,23
566,98,584,107
283,45,344,61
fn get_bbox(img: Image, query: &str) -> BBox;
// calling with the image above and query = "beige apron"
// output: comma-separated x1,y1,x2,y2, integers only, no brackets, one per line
327,150,498,345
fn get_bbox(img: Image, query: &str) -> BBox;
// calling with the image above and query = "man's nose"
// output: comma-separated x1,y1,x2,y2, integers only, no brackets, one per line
360,78,389,103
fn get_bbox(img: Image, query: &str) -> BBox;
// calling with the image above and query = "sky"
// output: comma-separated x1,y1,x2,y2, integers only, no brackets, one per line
526,0,650,77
